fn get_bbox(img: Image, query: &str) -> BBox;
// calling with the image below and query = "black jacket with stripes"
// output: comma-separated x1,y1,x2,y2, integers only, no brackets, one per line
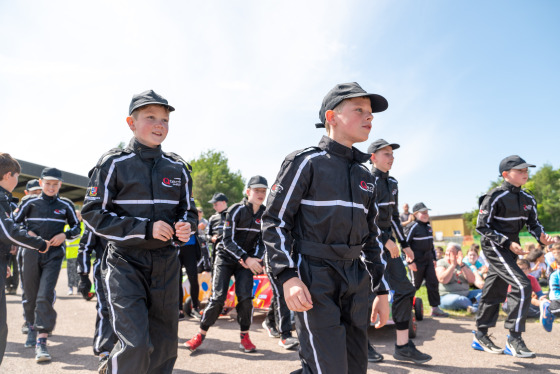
372,168,409,248
476,181,545,248
406,221,436,263
76,227,108,274
217,198,265,262
0,186,46,252
81,138,198,250
14,192,81,245
206,209,227,244
262,136,385,287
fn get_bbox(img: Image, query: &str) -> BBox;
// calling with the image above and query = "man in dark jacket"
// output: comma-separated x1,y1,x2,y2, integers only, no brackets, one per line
185,176,267,353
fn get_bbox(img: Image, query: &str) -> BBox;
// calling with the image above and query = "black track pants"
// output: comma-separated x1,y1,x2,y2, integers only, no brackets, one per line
412,260,440,307
266,269,292,337
104,244,179,374
382,252,415,325
476,240,531,333
93,258,117,356
0,255,7,365
178,245,199,310
5,252,18,290
295,255,369,374
200,253,253,331
21,247,64,333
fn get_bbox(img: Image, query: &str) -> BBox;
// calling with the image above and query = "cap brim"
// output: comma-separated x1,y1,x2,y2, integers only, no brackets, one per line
414,208,430,213
129,102,176,115
41,176,62,181
27,186,42,191
512,163,536,169
248,184,268,189
315,93,388,128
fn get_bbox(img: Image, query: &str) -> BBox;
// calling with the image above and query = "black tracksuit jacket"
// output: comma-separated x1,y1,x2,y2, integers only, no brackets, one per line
406,221,436,263
206,210,226,243
76,227,107,275
217,198,265,262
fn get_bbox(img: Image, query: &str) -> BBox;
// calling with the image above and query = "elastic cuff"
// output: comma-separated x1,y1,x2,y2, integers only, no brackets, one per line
241,253,249,262
395,321,409,330
38,241,47,252
146,222,154,240
65,231,71,239
377,290,389,296
278,269,298,285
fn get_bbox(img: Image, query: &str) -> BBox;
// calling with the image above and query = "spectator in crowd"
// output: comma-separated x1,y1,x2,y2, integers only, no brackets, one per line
546,243,560,277
470,243,488,268
544,237,560,268
436,243,482,313
503,259,548,318
541,243,560,332
526,247,547,286
434,246,444,261
464,245,488,280
400,203,414,233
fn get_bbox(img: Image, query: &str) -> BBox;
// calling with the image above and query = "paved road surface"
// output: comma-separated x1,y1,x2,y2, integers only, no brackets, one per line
3,271,560,373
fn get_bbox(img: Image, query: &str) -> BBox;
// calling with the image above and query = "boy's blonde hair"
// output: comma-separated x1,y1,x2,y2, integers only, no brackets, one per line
130,104,171,120
0,153,21,179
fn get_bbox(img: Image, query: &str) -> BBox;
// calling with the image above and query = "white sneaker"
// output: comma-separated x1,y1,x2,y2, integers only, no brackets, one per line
67,288,74,295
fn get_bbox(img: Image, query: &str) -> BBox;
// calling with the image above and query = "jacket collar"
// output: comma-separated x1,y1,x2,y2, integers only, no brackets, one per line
41,192,57,201
318,136,371,163
127,137,163,161
243,197,264,214
0,185,10,199
501,181,521,193
372,167,389,179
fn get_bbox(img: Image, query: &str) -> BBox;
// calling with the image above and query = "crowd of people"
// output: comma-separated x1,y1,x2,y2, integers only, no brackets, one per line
0,84,558,374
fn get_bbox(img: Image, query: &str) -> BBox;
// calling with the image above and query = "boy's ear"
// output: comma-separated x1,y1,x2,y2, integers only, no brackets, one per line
501,170,509,179
126,116,135,131
325,110,335,125
0,172,9,181
39,179,44,187
370,153,376,164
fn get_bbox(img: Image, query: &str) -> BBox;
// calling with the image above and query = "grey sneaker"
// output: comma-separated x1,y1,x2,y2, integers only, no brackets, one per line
262,320,280,338
393,340,432,364
35,343,51,362
278,336,299,350
98,354,109,374
368,343,384,362
505,335,536,358
22,322,29,334
471,331,503,354
431,307,449,317
25,328,36,348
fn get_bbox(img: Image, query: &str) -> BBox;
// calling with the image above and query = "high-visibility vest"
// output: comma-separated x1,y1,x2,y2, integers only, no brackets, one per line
65,222,84,259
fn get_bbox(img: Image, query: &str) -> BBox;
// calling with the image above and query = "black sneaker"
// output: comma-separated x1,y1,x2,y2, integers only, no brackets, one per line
178,310,185,320
98,354,109,374
393,340,432,364
24,328,36,348
471,331,503,354
189,307,202,320
368,343,384,362
262,320,281,338
35,343,51,362
504,335,536,358
278,336,299,350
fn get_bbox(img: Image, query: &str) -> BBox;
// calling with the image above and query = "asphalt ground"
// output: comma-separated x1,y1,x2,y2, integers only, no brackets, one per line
2,270,560,373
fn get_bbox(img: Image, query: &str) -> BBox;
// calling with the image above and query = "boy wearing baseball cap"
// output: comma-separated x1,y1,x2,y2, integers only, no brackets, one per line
0,153,50,365
473,155,553,358
185,176,268,353
206,192,229,270
14,167,81,362
368,140,432,364
81,90,198,373
262,82,388,373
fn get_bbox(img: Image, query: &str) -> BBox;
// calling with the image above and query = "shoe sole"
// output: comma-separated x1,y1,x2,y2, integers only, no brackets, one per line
36,355,51,363
279,341,299,350
239,345,256,353
392,353,432,364
368,356,384,363
184,342,199,353
504,343,536,358
471,337,503,354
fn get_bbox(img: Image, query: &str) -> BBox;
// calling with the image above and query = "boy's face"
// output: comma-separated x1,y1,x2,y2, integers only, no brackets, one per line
372,146,394,172
127,105,169,148
212,201,227,213
40,179,62,196
246,187,267,207
1,172,19,192
328,97,373,146
414,210,430,223
467,251,478,264
553,249,560,263
503,168,529,187
519,263,530,275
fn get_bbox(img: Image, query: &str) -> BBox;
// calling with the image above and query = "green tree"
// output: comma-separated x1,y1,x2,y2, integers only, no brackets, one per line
189,150,245,218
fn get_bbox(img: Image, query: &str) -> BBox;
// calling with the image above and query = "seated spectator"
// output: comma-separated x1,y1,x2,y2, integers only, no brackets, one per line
526,247,548,286
463,245,488,279
546,243,560,277
436,243,482,313
434,246,444,261
541,243,560,332
544,236,560,267
503,259,549,319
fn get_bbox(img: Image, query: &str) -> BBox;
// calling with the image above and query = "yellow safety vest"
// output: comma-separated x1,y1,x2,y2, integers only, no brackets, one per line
65,222,84,259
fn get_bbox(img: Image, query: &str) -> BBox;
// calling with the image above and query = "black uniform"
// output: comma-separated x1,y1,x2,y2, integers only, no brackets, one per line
0,186,46,365
262,136,385,374
372,168,415,329
200,198,265,332
407,221,440,307
5,198,19,294
82,138,197,374
206,209,227,268
475,181,545,333
76,227,117,356
14,191,81,334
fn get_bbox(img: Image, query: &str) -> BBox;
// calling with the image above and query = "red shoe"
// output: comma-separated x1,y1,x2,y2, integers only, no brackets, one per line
185,333,204,352
240,333,256,353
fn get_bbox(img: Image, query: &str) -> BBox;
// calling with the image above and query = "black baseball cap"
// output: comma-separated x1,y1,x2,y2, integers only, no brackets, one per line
26,179,41,191
40,167,63,181
129,90,175,115
367,139,400,154
315,82,388,128
247,175,268,189
208,193,228,204
412,202,430,213
499,155,536,174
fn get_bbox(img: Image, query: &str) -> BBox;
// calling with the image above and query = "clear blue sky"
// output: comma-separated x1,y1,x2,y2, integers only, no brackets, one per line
1,0,558,215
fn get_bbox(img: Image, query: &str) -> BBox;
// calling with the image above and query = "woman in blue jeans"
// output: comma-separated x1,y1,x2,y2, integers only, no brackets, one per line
436,243,482,312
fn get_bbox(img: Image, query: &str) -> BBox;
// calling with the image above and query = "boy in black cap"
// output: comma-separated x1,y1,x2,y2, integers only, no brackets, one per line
368,139,431,364
262,82,388,374
472,155,553,358
82,90,197,374
185,176,267,353
206,192,229,269
0,153,50,365
406,203,448,317
14,166,81,362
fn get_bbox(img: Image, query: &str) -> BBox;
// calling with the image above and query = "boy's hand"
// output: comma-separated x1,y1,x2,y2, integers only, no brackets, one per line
408,262,417,272
153,221,174,241
7,266,11,278
509,242,527,256
39,241,51,254
385,239,400,259
540,233,554,246
283,277,313,312
372,294,389,328
402,247,414,262
174,221,192,242
49,233,67,247
10,245,17,255
245,257,263,274
211,234,218,243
